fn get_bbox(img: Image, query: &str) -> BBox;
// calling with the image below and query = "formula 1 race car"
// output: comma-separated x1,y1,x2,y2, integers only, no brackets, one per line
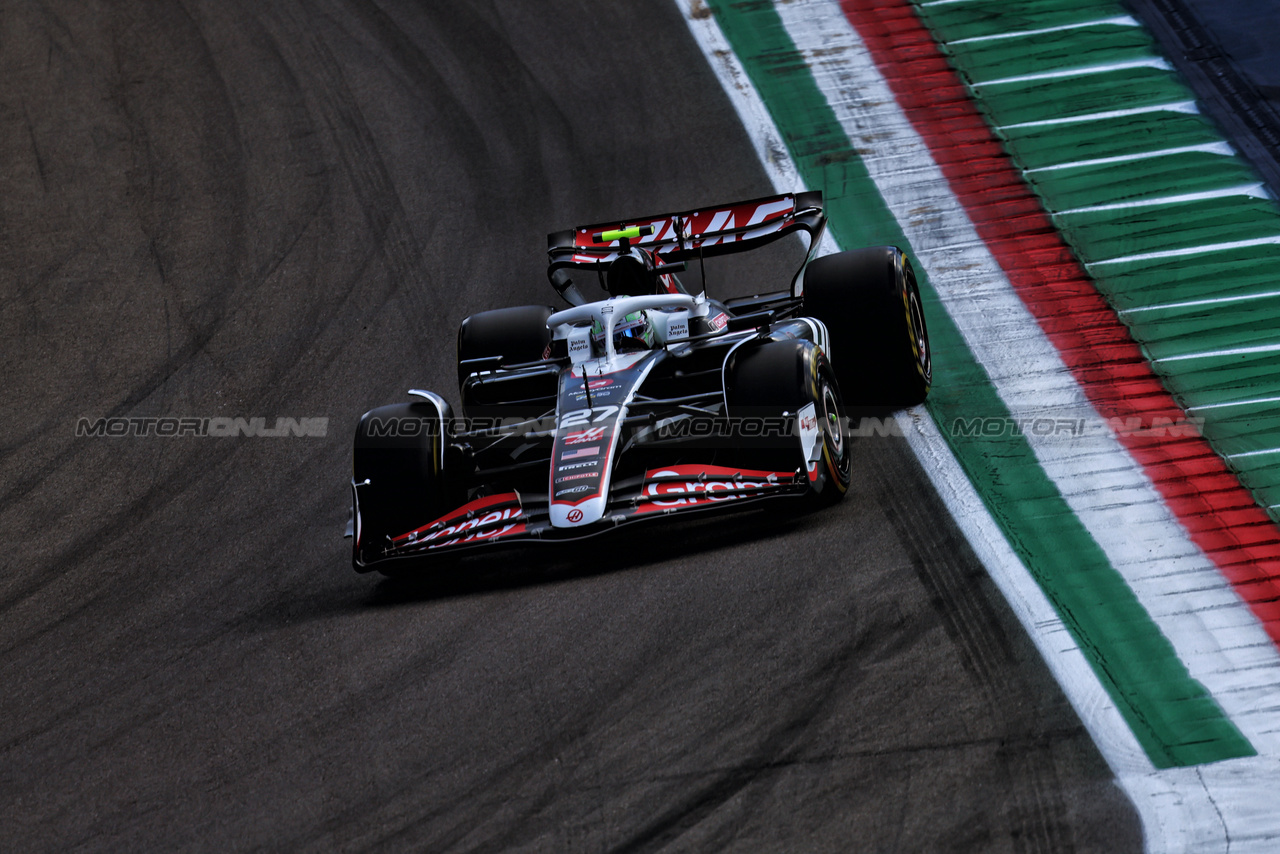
347,191,930,573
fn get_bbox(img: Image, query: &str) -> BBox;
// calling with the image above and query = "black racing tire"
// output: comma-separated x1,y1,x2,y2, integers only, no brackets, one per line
724,339,851,505
456,305,555,391
801,246,930,408
351,400,459,572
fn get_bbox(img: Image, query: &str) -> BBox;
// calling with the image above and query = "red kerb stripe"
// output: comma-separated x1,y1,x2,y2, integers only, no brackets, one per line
839,0,1280,644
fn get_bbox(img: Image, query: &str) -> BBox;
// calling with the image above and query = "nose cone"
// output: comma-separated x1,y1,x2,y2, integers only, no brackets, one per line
549,496,606,528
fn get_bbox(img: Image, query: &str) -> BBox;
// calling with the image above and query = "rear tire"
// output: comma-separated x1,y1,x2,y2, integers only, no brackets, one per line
351,401,459,571
456,305,555,391
724,339,851,504
802,246,930,407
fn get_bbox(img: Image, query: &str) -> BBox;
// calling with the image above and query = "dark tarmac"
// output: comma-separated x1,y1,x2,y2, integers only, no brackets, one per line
0,2,1172,850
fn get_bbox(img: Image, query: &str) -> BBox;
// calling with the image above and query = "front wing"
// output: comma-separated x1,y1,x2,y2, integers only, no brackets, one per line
373,464,809,562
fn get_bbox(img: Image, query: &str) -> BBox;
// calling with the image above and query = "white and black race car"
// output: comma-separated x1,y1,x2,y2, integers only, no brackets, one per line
347,191,930,573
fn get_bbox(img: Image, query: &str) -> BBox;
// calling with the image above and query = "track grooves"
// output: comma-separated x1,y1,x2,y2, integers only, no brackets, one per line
1,1,1138,850
867,435,1080,854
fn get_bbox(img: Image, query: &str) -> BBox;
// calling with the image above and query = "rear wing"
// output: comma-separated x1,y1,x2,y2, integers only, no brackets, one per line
547,191,826,297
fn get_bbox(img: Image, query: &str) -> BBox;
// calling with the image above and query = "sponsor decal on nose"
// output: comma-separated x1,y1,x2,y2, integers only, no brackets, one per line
564,428,606,446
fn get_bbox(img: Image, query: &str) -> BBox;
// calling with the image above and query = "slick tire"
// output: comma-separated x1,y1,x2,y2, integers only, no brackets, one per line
456,304,555,391
351,400,458,572
724,339,851,505
801,246,930,408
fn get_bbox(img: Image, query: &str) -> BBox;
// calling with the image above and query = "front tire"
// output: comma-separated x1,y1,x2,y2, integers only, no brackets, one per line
724,339,851,504
802,246,930,407
351,400,459,572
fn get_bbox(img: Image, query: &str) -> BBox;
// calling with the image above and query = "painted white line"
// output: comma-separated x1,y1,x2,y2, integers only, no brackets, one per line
1121,286,1280,315
1088,236,1280,267
998,100,1199,130
774,0,1280,843
1025,141,1235,174
1155,343,1280,364
1127,756,1280,854
679,8,805,195
774,0,1280,750
897,408,1280,854
972,58,1173,88
1059,183,1271,217
679,0,1280,847
680,13,1135,775
1188,395,1280,413
1225,447,1280,461
950,16,1139,44
896,410,1155,774
676,0,841,264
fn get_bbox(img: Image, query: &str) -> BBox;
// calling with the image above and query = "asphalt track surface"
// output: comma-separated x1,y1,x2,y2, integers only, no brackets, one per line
0,3,1147,851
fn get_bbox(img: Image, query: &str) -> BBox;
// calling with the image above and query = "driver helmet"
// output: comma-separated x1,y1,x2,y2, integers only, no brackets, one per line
605,250,655,297
591,310,655,354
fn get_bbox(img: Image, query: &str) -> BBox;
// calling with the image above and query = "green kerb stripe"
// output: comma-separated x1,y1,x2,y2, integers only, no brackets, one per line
706,0,1253,767
912,0,1280,518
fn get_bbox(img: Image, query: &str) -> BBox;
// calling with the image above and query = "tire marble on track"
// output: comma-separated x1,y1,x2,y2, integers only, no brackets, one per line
0,2,1138,850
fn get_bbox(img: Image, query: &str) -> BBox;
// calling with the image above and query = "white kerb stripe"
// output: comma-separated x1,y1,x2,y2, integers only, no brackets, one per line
679,1,1280,848
972,58,1173,88
1024,142,1235,174
1226,447,1280,460
1157,343,1280,363
774,0,1280,780
1121,286,1280,315
950,16,1140,44
1058,183,1271,217
775,0,1280,747
1188,395,1280,413
998,100,1199,130
1088,236,1280,267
